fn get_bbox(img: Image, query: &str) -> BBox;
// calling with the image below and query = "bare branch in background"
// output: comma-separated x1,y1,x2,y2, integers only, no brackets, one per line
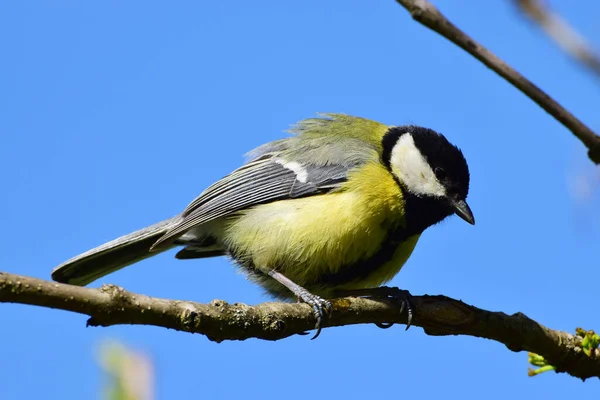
395,0,600,164
1,271,598,380
512,0,600,81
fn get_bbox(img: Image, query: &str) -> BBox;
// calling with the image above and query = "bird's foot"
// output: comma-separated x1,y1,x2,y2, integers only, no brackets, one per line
335,286,414,330
296,289,332,340
373,287,413,330
266,269,332,339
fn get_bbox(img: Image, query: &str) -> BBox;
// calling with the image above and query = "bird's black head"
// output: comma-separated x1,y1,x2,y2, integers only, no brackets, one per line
382,125,474,230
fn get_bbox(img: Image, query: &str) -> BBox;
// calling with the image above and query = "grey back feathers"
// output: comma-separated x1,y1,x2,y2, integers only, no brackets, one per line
52,113,381,285
150,114,378,250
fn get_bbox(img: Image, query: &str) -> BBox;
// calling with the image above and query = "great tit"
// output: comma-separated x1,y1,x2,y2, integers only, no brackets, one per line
52,113,474,338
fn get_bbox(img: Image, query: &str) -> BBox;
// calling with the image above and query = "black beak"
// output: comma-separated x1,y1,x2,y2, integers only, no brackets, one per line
451,199,475,225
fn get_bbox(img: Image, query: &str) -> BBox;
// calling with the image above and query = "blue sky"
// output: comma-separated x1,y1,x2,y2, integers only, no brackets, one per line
2,1,600,398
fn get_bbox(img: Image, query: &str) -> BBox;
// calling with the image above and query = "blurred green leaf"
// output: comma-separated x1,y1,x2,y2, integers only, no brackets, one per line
97,340,154,400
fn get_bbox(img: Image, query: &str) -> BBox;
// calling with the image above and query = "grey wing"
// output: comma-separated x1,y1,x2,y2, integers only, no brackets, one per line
151,153,357,250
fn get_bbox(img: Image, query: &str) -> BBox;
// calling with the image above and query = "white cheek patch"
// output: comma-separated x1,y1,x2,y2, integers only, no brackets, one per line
275,159,308,183
390,133,446,197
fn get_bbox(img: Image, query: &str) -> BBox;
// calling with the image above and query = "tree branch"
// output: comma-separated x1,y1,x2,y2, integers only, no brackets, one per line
511,0,600,81
1,271,598,380
395,0,600,164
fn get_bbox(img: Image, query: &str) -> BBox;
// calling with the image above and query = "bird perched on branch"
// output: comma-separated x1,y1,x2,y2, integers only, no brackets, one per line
52,113,474,338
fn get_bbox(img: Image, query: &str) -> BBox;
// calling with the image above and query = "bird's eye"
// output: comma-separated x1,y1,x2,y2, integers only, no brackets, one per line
434,167,446,180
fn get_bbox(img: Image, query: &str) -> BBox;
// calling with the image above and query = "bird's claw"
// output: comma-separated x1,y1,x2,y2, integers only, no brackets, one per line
375,322,395,329
375,287,413,330
332,286,413,330
297,291,332,340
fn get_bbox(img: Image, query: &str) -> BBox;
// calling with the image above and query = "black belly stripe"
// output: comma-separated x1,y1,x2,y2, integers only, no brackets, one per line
313,223,411,286
310,190,454,287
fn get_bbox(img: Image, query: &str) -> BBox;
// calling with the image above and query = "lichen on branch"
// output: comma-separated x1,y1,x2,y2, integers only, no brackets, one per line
0,271,598,380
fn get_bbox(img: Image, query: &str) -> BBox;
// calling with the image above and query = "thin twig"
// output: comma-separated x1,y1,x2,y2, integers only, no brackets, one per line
395,0,600,164
1,271,598,380
512,0,600,81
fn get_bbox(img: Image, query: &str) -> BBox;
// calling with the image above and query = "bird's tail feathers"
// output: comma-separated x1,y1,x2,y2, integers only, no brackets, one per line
51,216,180,286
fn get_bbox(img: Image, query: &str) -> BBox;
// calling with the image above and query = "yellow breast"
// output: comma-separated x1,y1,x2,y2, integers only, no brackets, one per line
222,162,420,294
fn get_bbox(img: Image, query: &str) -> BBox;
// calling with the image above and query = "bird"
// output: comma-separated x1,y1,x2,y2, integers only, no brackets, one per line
52,113,474,339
